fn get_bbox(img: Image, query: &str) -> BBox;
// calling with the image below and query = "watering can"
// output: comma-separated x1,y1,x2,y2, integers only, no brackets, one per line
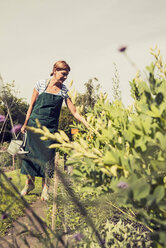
7,132,29,155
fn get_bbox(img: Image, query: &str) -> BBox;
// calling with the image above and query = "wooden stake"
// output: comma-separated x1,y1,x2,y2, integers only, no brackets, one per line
12,155,15,170
51,152,59,231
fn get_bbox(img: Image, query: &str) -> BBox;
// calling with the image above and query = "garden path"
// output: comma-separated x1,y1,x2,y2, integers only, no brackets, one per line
0,198,61,248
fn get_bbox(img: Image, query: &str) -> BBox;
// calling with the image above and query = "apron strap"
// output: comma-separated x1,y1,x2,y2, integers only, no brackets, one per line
44,79,51,91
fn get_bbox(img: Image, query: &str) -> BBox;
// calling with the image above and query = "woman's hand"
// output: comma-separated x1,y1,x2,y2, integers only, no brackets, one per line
65,98,89,128
21,125,26,133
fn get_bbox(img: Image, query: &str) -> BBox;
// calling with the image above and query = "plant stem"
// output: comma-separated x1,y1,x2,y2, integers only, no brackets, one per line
52,152,59,231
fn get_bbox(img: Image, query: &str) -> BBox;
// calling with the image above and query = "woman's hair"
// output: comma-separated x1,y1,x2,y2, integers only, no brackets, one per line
50,61,70,76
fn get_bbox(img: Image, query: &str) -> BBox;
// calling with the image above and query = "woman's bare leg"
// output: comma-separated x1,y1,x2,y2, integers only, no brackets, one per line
26,175,35,184
27,175,35,184
20,175,35,195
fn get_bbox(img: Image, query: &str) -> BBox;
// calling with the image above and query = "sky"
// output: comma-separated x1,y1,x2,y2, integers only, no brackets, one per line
1,0,166,106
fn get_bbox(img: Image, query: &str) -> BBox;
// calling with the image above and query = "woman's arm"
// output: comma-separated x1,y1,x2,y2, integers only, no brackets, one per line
65,98,89,128
21,88,39,133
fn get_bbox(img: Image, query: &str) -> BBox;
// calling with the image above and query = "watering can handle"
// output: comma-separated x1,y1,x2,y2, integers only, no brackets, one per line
16,131,27,147
22,131,27,147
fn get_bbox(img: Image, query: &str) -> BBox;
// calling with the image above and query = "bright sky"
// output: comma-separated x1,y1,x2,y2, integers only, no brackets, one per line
1,0,166,106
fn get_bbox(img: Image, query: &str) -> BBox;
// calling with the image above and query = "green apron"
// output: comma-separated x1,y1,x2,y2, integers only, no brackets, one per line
21,92,63,178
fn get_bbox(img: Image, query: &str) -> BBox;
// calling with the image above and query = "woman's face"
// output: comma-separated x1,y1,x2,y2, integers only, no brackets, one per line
53,68,68,83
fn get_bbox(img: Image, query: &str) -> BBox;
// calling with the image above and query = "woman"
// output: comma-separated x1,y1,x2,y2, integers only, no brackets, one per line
20,61,88,200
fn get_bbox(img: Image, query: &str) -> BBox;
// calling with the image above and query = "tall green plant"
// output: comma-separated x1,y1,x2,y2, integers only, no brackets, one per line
27,47,166,247
112,63,122,101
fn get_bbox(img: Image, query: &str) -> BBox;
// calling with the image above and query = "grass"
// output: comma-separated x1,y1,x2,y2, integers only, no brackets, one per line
0,169,42,235
44,169,152,247
0,166,152,247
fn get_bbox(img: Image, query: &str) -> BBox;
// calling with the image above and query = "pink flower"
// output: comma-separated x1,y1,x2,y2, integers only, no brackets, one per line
0,115,5,122
11,124,22,134
117,181,128,189
118,46,127,53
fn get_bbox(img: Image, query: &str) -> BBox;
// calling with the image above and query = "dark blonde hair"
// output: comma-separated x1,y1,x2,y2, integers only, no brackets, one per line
50,61,70,76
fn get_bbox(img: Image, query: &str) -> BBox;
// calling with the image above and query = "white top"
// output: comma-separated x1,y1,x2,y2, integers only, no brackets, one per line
35,79,69,99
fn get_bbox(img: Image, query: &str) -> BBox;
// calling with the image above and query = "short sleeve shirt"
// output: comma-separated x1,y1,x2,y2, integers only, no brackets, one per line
35,79,69,99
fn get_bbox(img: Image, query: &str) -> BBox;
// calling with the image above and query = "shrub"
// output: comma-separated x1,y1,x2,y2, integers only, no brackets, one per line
0,142,22,168
27,47,166,247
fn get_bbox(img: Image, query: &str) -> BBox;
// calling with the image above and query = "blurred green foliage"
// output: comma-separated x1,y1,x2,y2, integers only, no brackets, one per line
32,47,166,247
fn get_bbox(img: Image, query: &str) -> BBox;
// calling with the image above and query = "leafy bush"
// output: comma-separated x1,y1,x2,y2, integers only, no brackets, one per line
0,143,12,167
45,174,152,248
0,82,28,142
28,47,166,247
77,220,152,248
0,142,22,168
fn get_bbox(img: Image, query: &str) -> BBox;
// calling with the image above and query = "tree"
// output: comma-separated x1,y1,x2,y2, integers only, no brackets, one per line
58,105,75,137
75,78,101,115
0,82,28,142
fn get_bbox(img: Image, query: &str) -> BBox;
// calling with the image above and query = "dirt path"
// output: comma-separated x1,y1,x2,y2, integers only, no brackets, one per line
0,198,50,248
0,167,68,247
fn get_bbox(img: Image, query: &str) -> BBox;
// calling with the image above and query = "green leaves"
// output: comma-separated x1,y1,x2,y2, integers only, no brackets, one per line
103,150,119,166
153,186,165,203
155,132,166,151
133,181,150,201
101,165,119,177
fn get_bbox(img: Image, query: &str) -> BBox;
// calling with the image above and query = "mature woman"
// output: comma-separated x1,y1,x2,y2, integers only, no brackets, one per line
20,61,88,200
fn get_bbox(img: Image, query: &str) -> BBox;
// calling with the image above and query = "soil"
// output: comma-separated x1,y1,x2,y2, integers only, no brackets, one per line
0,166,67,248
0,198,55,248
